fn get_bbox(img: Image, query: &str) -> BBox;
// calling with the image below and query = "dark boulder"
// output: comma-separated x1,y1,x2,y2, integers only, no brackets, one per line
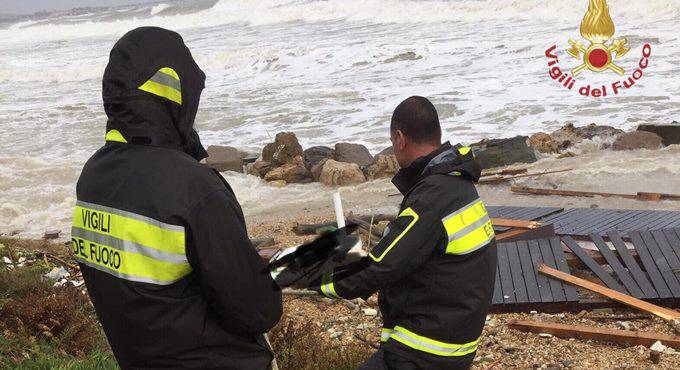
471,136,537,169
303,146,335,170
334,143,373,167
637,122,680,146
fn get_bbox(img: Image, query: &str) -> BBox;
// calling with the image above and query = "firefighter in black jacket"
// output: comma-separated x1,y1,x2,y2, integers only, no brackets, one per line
71,27,282,369
314,97,497,369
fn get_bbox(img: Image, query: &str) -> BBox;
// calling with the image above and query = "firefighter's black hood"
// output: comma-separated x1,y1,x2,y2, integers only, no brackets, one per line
392,141,482,195
103,27,208,160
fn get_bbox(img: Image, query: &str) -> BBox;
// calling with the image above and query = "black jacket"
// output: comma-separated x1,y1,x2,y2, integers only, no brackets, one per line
72,27,282,369
317,142,497,365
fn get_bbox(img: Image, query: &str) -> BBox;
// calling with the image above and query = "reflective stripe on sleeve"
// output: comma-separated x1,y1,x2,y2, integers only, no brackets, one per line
387,326,479,357
381,328,393,342
320,272,341,299
138,67,182,104
442,199,494,255
368,207,419,262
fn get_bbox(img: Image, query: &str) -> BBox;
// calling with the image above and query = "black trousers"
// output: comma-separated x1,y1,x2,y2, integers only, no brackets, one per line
358,348,474,370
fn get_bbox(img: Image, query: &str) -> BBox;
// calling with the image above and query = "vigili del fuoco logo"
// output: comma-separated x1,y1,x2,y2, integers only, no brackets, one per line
544,0,652,97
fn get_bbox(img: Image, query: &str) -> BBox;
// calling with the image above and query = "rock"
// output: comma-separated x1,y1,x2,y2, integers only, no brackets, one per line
310,158,329,182
529,132,559,154
550,123,624,149
330,331,343,339
43,230,61,239
561,360,575,368
334,143,374,167
241,152,259,164
206,145,244,172
617,321,632,331
612,131,663,151
672,319,680,335
637,123,680,146
2,256,11,264
264,156,311,183
363,308,378,316
319,159,367,186
303,146,335,170
375,146,394,157
471,136,537,169
538,333,553,338
650,340,667,353
365,154,400,180
650,350,662,364
248,160,272,178
262,132,303,166
44,267,70,280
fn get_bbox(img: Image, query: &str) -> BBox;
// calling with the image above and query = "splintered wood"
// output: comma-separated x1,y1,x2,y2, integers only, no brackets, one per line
508,319,680,349
538,264,680,321
511,186,680,201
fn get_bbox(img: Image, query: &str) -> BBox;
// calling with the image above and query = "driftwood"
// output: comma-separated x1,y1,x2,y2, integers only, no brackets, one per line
512,186,680,202
481,168,528,177
538,264,680,321
479,168,573,184
508,319,680,349
347,214,384,240
292,222,337,235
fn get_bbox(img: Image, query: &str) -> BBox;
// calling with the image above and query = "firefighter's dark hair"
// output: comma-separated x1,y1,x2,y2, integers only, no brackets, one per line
390,96,442,145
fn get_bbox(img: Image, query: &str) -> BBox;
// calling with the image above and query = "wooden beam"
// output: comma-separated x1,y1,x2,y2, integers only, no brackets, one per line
538,264,680,321
511,186,680,202
507,319,680,349
491,218,542,229
478,168,573,184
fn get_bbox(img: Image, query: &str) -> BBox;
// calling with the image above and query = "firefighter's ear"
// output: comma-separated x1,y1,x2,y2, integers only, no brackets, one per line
392,129,407,151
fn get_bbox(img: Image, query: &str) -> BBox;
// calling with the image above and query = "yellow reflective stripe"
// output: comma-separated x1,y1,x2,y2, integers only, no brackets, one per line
458,146,471,155
369,207,419,262
158,67,179,80
442,199,494,255
105,129,127,143
73,202,185,255
71,236,191,285
320,272,340,299
381,328,393,342
139,79,182,105
389,326,479,357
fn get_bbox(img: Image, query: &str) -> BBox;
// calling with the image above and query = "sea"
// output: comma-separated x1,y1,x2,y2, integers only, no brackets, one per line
0,0,679,236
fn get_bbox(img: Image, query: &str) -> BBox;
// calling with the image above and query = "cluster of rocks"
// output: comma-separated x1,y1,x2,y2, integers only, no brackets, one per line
207,132,399,186
204,121,680,185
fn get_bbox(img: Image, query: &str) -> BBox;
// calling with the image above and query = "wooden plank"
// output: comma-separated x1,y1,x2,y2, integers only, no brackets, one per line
496,244,516,304
608,231,658,299
629,231,673,299
538,264,680,321
663,229,680,266
570,209,621,236
491,218,542,229
507,320,680,349
652,230,680,281
506,242,529,303
562,236,627,293
590,234,645,298
492,264,503,305
640,231,680,296
528,240,553,303
593,210,647,235
549,237,580,301
539,238,566,302
516,240,542,303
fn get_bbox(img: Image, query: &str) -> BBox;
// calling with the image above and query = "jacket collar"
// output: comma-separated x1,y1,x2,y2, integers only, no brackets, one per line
391,141,482,195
